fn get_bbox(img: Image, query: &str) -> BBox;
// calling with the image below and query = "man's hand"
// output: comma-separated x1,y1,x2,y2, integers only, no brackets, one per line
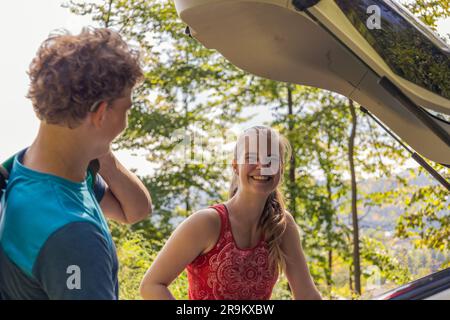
97,150,152,224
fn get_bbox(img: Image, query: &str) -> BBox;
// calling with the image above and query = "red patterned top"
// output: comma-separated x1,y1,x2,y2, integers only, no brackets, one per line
186,204,278,300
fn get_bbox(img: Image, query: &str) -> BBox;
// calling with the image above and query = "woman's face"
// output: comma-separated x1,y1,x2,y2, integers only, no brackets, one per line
233,128,282,196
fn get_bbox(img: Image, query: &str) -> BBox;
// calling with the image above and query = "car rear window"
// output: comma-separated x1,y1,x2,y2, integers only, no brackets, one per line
335,0,450,100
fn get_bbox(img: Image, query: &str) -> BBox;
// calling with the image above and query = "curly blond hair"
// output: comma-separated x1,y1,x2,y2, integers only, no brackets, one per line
27,27,143,127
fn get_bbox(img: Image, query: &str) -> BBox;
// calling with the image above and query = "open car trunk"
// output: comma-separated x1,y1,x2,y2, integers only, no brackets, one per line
173,0,450,166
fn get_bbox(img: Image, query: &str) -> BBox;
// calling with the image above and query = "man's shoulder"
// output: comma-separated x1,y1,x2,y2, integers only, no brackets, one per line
3,176,93,232
5,167,101,225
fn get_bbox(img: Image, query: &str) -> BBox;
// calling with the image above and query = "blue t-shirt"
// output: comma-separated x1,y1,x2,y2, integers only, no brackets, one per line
0,150,119,299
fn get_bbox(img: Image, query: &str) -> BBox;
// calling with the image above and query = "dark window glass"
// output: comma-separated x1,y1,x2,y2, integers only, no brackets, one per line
335,0,450,100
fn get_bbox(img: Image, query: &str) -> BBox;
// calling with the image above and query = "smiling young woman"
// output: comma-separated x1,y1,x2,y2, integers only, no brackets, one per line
139,126,322,300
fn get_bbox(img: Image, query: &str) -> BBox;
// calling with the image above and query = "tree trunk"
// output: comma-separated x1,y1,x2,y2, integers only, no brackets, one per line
287,85,296,215
183,75,191,213
327,249,333,298
186,187,191,212
349,264,353,293
325,169,333,298
348,99,361,295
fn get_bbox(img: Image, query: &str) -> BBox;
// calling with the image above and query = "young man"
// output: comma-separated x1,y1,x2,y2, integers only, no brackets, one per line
0,27,152,299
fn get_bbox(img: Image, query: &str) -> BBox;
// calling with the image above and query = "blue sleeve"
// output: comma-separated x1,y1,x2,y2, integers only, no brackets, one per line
93,174,107,203
33,222,117,300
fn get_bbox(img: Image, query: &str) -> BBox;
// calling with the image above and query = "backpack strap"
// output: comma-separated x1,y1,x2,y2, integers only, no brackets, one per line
86,159,100,192
0,166,8,196
87,158,100,184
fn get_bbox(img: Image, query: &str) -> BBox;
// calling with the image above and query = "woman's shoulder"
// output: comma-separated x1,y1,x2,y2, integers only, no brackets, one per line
281,211,302,246
285,211,296,225
184,206,224,255
283,211,300,236
184,206,222,233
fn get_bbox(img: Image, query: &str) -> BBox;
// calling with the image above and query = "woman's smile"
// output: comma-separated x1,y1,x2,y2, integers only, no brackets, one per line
249,175,273,182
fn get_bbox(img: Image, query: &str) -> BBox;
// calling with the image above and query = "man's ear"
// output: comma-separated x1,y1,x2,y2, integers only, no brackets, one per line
90,101,108,129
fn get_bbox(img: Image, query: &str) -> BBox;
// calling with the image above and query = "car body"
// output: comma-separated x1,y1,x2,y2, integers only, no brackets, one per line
375,268,450,300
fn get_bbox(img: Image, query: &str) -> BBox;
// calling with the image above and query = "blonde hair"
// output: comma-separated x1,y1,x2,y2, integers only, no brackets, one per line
228,126,291,273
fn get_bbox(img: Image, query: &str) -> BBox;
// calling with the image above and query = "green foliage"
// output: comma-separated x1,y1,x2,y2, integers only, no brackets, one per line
110,221,189,300
361,237,411,284
396,183,449,252
403,0,450,30
271,275,292,300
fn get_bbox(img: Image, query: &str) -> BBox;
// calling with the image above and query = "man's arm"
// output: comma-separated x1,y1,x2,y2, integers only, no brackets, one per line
33,222,117,300
97,151,152,224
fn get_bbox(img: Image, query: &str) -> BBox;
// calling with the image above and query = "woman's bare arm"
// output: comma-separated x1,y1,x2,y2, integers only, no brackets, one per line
281,213,322,300
139,208,220,299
